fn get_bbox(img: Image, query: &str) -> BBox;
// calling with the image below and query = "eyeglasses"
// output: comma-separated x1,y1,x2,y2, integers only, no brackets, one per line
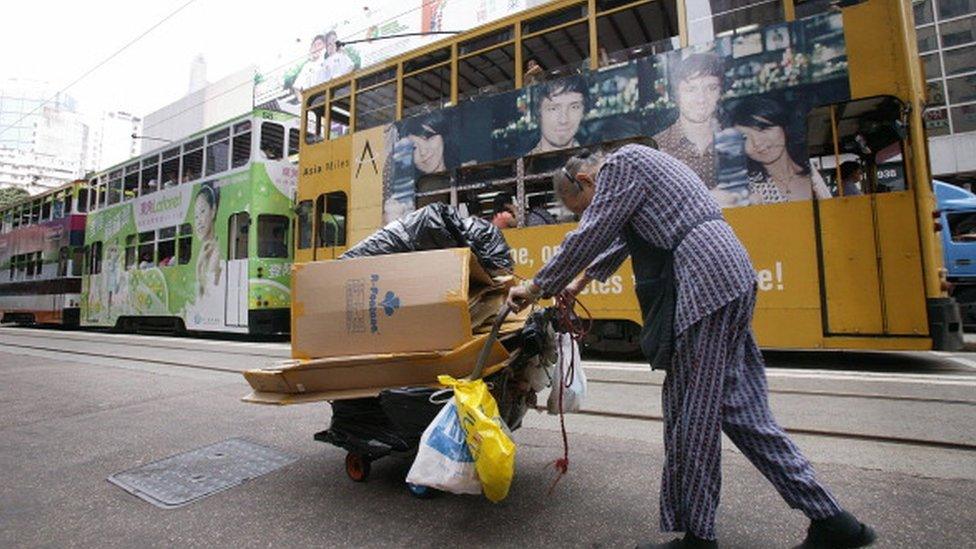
562,167,584,193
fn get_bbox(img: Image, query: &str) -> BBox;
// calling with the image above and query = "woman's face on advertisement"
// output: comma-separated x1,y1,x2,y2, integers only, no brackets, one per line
736,118,787,165
194,194,214,239
408,126,445,174
309,37,326,60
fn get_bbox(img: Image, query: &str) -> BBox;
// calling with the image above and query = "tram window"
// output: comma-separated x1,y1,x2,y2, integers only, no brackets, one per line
260,122,285,160
402,64,452,117
315,191,347,247
124,234,137,270
41,197,52,220
296,199,313,249
157,226,176,267
108,170,123,205
58,247,68,277
137,231,154,269
522,6,589,80
329,84,351,139
258,215,289,258
31,200,41,224
305,92,327,144
26,252,36,277
228,212,250,260
355,82,396,131
98,180,107,209
203,130,228,177
596,0,678,65
87,241,103,275
178,224,192,265
183,137,204,182
288,128,300,156
231,122,251,169
62,190,72,215
161,147,180,188
686,0,784,46
141,156,159,195
458,43,516,101
76,186,88,213
523,180,558,227
807,96,909,197
124,163,139,200
70,247,84,276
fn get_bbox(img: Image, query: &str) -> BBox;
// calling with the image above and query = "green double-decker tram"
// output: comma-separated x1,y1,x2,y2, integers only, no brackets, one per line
81,109,300,335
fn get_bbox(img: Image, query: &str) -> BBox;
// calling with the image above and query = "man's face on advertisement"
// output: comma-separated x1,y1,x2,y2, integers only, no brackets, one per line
540,90,585,149
676,74,721,124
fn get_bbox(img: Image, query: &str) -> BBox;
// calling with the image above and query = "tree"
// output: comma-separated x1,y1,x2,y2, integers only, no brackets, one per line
0,186,29,209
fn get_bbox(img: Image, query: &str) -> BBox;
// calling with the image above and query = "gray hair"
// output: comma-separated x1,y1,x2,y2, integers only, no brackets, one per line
553,150,605,198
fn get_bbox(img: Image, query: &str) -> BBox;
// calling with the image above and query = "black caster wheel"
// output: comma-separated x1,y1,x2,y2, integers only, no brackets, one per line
345,452,371,482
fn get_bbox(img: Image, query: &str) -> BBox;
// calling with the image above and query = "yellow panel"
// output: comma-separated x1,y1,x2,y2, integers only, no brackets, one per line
874,190,928,335
350,126,387,245
843,0,908,101
817,195,883,334
725,201,824,347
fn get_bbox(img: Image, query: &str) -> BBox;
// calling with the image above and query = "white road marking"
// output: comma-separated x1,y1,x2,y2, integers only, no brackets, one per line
945,356,976,370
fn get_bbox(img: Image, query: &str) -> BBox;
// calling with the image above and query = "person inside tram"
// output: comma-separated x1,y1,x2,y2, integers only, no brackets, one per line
839,160,864,196
138,251,153,270
524,58,545,86
491,193,517,230
528,76,589,155
526,193,556,226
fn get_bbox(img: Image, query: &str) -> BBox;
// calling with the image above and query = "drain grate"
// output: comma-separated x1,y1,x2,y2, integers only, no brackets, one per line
108,438,297,509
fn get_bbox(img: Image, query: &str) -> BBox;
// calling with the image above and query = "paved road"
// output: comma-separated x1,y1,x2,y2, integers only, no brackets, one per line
1,327,975,547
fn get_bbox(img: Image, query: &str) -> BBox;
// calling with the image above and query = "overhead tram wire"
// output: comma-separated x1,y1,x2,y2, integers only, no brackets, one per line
142,1,458,134
0,0,199,139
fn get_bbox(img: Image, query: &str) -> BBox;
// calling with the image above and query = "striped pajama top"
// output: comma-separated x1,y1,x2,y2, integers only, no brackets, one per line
533,144,757,335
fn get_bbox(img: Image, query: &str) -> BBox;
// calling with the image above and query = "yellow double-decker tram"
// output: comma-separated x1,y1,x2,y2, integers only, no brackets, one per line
296,0,963,353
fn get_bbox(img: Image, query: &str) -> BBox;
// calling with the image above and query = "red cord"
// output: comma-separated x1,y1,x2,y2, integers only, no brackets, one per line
548,291,591,494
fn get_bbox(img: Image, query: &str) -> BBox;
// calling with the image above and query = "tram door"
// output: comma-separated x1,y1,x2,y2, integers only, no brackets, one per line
225,212,250,327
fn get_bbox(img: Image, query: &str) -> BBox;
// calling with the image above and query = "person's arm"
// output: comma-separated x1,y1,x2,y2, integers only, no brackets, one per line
584,236,629,282
532,152,643,296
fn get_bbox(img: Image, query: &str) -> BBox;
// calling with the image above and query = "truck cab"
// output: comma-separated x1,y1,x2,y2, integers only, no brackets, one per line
935,181,976,330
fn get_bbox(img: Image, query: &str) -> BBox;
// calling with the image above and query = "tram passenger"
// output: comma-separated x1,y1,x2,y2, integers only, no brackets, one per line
506,144,876,549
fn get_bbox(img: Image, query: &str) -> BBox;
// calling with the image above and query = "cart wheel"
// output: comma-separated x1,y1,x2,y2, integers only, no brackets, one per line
345,452,371,482
406,482,437,499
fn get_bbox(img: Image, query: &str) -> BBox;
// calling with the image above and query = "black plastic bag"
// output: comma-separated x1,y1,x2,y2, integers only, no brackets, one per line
341,203,513,273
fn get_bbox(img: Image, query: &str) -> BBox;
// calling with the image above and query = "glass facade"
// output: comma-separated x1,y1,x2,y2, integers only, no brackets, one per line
917,0,976,136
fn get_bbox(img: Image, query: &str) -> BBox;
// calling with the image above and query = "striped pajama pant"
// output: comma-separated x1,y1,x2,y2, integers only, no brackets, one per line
659,289,842,540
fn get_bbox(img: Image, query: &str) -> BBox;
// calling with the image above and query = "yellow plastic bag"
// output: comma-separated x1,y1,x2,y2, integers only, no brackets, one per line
438,375,515,502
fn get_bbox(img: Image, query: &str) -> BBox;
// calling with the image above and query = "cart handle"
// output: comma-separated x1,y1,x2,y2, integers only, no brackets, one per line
467,303,511,381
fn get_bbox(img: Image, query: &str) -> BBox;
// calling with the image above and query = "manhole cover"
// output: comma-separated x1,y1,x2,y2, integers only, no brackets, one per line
108,438,297,508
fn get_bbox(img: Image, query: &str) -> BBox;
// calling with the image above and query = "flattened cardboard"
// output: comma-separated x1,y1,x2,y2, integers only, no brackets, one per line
291,248,495,359
244,334,509,398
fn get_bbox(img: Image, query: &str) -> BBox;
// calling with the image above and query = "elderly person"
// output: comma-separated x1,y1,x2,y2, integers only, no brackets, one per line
506,144,875,549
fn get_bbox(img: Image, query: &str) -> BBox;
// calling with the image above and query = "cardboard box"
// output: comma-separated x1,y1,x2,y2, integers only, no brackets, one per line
291,248,496,360
243,334,511,405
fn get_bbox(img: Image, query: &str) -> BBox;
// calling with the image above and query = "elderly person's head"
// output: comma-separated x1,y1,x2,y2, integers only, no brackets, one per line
553,149,606,216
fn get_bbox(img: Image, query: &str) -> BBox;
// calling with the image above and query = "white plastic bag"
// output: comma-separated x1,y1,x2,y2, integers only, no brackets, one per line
406,399,481,495
547,333,587,414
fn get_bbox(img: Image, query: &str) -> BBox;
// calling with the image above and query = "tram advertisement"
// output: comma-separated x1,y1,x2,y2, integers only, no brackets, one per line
382,12,850,218
81,165,294,332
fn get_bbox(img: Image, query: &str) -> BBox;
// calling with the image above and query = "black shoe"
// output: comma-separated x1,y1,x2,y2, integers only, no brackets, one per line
796,510,876,548
636,533,719,549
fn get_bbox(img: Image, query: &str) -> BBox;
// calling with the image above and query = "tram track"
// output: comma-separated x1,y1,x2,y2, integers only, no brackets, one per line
4,331,976,408
3,337,976,454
